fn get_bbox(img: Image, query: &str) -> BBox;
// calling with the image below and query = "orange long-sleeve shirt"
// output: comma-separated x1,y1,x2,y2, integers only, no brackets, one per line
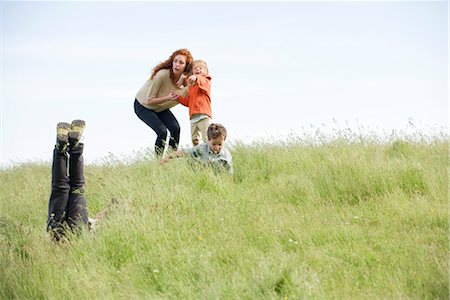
178,75,212,119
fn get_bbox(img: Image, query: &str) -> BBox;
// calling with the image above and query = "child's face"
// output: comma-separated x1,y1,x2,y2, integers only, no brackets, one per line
208,136,225,155
192,63,207,76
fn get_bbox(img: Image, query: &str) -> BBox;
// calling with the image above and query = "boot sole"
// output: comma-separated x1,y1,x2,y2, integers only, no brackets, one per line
56,122,71,143
69,119,85,139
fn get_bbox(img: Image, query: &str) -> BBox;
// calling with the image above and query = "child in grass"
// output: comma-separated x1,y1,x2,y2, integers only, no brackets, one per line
161,123,233,175
176,60,212,146
47,120,96,241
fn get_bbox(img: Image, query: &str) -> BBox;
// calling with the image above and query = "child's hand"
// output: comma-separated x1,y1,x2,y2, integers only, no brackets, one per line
159,157,170,164
188,75,197,85
177,73,188,87
159,150,183,164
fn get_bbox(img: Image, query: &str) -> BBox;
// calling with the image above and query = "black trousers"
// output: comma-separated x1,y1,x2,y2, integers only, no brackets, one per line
47,143,88,239
134,99,180,155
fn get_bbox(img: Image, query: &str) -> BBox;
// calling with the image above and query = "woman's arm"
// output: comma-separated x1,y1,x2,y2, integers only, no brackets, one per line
144,92,179,106
144,69,180,106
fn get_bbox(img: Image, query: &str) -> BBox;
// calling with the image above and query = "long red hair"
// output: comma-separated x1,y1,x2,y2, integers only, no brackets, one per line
150,48,194,86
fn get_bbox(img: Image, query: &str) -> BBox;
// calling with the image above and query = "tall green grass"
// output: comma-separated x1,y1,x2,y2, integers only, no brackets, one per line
0,132,448,299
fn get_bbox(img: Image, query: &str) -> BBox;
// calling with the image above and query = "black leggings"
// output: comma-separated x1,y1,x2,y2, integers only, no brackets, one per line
47,143,88,240
134,99,180,155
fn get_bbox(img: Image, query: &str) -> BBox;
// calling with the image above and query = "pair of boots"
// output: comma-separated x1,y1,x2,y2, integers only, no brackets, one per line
56,120,85,152
56,120,97,232
48,120,88,241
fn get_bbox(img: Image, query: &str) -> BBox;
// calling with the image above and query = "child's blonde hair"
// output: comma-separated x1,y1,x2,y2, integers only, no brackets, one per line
193,60,208,74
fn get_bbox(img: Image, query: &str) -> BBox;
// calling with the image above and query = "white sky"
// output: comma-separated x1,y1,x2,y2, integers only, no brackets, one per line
1,0,448,167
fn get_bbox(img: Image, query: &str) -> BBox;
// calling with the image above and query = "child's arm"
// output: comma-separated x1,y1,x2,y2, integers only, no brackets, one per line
177,93,189,107
195,75,211,93
160,145,198,164
160,149,184,164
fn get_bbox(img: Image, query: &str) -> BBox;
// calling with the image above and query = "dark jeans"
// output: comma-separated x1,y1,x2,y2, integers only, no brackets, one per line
134,99,180,155
47,143,88,240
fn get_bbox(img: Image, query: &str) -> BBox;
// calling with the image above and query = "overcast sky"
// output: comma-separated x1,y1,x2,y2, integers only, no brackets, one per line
1,0,448,167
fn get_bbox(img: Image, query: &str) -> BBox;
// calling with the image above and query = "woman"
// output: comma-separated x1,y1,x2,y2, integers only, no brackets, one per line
134,48,194,156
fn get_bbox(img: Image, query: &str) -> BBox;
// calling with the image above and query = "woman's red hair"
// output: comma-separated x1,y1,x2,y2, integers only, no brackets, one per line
150,48,194,86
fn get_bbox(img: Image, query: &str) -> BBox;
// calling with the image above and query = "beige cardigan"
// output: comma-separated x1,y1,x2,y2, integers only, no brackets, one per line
135,69,187,112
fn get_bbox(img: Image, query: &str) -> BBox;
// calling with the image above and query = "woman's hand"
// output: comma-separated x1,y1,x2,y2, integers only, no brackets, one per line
168,92,179,100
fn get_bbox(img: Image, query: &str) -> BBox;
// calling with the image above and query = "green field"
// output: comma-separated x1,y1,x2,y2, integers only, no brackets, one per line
1,133,448,299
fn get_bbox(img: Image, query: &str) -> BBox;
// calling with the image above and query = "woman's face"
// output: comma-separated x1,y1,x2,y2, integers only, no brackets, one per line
172,55,187,76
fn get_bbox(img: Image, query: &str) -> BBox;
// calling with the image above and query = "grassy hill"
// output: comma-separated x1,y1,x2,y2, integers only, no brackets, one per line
0,134,448,299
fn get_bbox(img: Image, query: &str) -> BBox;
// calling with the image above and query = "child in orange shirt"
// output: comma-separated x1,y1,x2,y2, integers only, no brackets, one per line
177,60,212,145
